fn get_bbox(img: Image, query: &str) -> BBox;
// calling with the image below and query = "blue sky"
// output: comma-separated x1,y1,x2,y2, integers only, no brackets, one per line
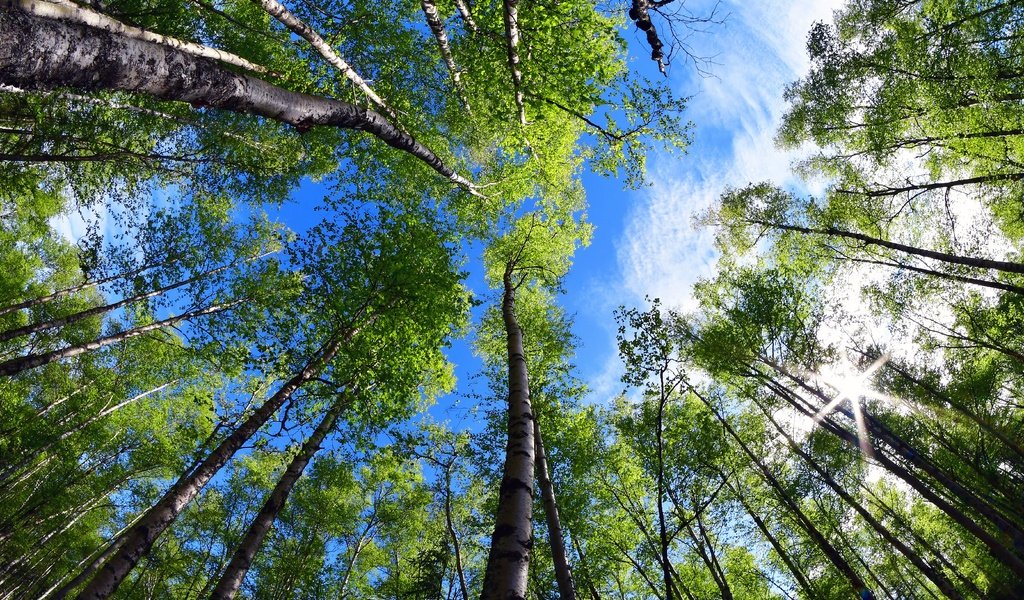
49,0,848,422
561,0,846,405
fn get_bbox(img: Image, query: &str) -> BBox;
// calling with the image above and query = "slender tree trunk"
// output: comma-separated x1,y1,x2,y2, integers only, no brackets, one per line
569,534,602,600
480,270,534,600
690,511,732,600
754,396,963,599
501,0,526,125
881,358,1024,462
442,467,471,600
754,219,1024,275
0,257,246,343
691,388,867,595
839,171,1024,198
0,256,172,318
534,419,575,600
654,373,674,600
756,369,1024,580
420,0,471,113
251,0,400,123
723,476,817,599
765,359,1024,540
0,9,475,191
209,389,352,599
452,0,478,32
0,379,176,489
74,322,362,599
830,251,1024,296
0,300,240,377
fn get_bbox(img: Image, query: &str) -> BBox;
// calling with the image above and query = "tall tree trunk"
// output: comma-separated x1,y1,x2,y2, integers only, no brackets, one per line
14,0,268,73
0,8,476,191
443,467,471,600
753,219,1024,275
692,388,867,596
534,419,575,600
420,0,471,113
251,0,400,124
756,369,1024,580
0,257,247,343
880,358,1024,462
0,380,177,487
0,256,173,318
654,374,673,600
74,322,363,599
501,0,526,125
0,300,240,377
209,389,352,599
754,396,964,599
765,359,1024,544
723,476,817,599
480,270,534,600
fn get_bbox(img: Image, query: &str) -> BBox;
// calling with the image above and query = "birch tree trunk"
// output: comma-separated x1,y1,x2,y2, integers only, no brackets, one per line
74,323,362,599
533,419,575,600
0,300,240,377
0,259,239,344
0,9,475,191
480,270,534,600
209,389,352,599
501,0,526,125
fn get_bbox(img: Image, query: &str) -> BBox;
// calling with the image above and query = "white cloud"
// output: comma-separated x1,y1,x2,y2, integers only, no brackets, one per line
615,0,847,312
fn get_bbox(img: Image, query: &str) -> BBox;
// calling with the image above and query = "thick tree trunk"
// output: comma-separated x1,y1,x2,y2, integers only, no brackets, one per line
0,259,239,343
14,0,268,73
74,325,360,599
534,419,575,600
0,9,475,191
629,0,666,74
480,270,534,600
0,300,239,377
209,390,351,599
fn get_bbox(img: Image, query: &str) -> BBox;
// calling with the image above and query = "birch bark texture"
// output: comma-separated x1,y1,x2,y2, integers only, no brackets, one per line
0,8,475,190
480,270,534,600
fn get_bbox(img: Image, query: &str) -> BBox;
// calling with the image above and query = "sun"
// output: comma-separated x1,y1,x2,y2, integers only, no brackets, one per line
811,354,890,457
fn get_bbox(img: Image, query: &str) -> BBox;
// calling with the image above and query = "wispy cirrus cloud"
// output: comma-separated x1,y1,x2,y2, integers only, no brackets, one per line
616,0,845,312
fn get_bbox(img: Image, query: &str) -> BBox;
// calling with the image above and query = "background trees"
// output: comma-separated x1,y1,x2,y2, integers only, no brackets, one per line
3,0,1023,598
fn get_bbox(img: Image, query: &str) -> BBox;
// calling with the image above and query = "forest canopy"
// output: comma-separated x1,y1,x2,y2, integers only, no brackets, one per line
0,0,1022,599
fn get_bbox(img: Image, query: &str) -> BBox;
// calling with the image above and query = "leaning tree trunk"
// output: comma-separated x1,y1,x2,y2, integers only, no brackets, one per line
480,270,535,600
0,258,241,343
0,8,475,191
534,419,575,600
725,477,817,599
756,370,1024,580
753,219,1024,275
0,255,173,319
209,389,352,599
74,323,363,599
694,389,868,596
754,396,963,599
0,300,239,377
